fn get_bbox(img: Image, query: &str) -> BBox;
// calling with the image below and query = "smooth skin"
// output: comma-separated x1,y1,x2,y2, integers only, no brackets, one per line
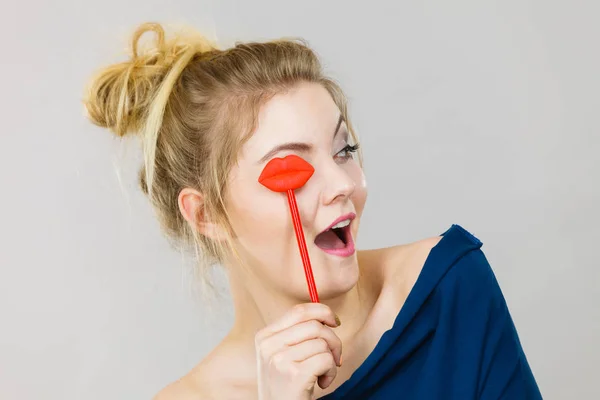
155,83,443,399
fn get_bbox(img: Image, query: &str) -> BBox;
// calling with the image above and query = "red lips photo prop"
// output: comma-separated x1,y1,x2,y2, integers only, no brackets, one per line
258,155,315,192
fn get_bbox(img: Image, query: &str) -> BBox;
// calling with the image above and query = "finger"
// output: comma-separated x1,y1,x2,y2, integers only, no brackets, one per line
276,338,331,363
262,320,342,366
257,304,339,341
300,352,337,389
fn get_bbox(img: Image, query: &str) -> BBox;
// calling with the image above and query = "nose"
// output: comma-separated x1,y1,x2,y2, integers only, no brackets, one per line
320,160,356,205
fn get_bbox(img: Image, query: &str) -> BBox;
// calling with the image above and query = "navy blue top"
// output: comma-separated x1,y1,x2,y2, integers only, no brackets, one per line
320,224,542,399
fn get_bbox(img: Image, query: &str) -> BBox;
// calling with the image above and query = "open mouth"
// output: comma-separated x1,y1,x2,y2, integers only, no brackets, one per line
314,222,350,250
314,213,356,256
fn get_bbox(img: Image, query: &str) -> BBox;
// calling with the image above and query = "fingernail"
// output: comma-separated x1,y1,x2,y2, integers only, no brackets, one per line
339,354,343,366
335,314,341,326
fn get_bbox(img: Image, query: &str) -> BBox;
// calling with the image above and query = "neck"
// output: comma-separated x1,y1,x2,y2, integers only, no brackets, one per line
224,261,375,346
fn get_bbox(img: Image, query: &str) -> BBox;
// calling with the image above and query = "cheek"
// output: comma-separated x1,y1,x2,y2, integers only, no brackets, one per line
227,185,298,274
226,172,290,245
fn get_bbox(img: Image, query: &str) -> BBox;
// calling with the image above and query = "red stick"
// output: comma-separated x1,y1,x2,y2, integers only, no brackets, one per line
287,189,319,303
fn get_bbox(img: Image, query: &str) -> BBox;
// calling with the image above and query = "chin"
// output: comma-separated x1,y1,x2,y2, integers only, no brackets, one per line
314,254,361,299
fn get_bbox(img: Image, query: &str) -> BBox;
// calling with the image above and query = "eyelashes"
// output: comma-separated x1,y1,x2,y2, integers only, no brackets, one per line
335,143,360,161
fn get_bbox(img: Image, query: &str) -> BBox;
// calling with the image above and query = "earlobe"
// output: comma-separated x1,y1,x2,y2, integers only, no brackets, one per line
202,223,230,241
178,188,228,241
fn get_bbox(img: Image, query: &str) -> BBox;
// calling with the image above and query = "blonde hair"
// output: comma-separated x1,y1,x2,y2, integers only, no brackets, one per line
83,22,361,291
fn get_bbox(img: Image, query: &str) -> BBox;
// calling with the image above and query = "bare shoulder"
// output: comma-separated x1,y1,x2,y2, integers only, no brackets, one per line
153,377,203,400
365,233,443,300
153,341,256,400
152,363,224,400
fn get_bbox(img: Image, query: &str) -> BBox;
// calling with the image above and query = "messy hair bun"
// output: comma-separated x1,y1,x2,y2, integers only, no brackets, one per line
84,22,216,137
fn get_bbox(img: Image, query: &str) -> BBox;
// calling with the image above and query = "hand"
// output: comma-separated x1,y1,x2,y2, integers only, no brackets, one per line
255,303,343,400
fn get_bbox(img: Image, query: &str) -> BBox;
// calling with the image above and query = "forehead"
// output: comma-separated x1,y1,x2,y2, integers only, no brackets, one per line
243,83,342,153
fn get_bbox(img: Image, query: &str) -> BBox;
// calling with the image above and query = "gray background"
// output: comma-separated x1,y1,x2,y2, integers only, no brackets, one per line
1,0,598,399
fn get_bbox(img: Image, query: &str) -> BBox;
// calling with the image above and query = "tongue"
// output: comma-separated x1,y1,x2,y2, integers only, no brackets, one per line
315,229,346,250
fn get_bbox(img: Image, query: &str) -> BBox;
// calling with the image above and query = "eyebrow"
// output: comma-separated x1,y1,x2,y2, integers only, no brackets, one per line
258,114,345,164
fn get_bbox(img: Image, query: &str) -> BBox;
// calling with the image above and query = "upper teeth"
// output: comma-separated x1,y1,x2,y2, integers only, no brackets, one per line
331,219,351,230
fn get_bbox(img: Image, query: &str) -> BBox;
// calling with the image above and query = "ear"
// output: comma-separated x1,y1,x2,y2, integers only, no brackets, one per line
178,187,229,241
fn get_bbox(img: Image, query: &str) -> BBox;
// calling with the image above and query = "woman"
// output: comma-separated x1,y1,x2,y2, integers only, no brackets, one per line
84,22,542,399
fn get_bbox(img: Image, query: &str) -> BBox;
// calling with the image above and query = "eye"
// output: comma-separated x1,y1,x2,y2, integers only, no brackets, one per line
334,143,360,163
